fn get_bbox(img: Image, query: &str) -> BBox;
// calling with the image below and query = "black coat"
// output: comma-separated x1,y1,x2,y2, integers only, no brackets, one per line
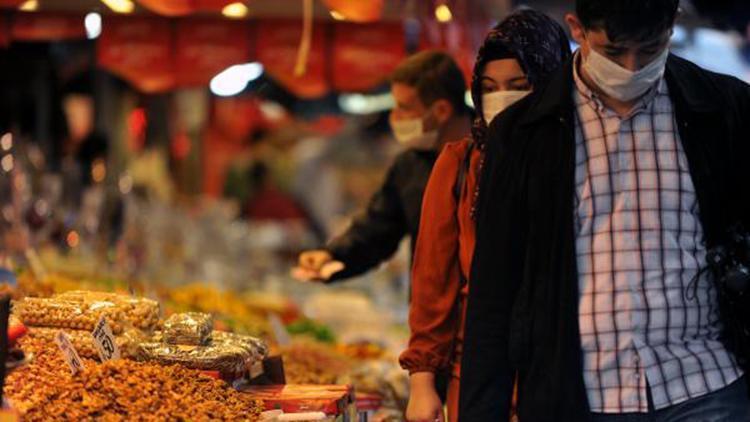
326,149,438,281
459,55,750,421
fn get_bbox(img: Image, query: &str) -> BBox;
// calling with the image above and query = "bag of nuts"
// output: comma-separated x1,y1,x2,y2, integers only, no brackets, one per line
138,330,268,378
26,327,147,360
163,312,213,346
15,292,160,334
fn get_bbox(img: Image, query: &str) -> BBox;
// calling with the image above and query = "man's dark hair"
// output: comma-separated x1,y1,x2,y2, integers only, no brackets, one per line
391,50,468,115
576,0,680,43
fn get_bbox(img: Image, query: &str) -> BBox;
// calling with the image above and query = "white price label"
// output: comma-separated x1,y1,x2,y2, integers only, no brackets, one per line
249,360,264,379
91,316,120,361
54,331,86,375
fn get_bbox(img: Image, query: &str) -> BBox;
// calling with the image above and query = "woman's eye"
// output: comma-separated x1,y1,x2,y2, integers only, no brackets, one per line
510,83,531,91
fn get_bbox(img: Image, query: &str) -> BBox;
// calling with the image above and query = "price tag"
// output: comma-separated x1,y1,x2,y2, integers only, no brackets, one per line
249,360,264,379
91,316,120,361
54,331,85,375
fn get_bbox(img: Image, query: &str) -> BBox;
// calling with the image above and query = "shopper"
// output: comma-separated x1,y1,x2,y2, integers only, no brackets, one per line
399,9,571,422
292,51,472,283
460,0,750,421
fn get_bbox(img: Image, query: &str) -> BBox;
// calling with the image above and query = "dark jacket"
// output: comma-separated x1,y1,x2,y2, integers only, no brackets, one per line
326,149,438,281
459,55,750,421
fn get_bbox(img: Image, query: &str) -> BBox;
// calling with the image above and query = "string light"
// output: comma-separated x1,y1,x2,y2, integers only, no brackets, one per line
435,4,453,23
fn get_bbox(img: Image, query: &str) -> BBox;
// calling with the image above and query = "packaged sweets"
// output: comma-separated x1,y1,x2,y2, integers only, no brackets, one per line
163,312,213,345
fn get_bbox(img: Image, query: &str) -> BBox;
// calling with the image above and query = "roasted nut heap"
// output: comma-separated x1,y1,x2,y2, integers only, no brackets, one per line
16,291,160,334
5,338,263,421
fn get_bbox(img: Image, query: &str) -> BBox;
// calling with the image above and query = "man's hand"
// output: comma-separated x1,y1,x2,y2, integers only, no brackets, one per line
291,250,345,282
406,372,445,422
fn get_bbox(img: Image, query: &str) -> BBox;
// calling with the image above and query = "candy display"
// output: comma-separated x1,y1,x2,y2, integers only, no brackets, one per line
163,312,213,345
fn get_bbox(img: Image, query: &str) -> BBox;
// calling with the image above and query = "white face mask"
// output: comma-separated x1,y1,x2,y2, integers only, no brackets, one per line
390,115,439,150
583,46,669,101
482,90,531,124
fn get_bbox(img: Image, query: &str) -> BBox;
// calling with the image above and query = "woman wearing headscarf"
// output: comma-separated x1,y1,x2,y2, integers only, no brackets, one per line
399,9,572,422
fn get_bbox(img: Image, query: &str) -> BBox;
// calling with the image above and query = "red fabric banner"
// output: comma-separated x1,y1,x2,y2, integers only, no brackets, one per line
419,19,477,87
97,16,175,93
256,19,329,99
174,18,251,87
332,22,404,92
322,0,383,23
0,0,23,8
11,13,86,41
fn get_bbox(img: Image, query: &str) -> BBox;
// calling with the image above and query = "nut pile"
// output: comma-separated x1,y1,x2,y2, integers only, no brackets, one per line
163,312,213,346
5,338,263,421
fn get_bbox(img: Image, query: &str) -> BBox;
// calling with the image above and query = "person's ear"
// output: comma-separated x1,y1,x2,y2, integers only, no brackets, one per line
431,99,454,125
565,13,586,46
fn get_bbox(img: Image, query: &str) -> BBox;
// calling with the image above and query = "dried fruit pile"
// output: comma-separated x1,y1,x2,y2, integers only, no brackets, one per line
280,341,353,385
5,338,263,421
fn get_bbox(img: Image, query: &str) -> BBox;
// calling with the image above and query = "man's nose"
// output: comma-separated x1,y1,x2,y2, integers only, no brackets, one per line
620,53,640,72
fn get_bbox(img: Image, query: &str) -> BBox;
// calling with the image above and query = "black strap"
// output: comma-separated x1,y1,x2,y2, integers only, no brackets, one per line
453,141,475,204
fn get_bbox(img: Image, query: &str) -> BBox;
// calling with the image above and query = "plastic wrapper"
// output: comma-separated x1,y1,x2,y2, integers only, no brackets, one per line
26,327,146,360
163,312,213,345
57,291,160,331
15,292,160,334
138,331,268,377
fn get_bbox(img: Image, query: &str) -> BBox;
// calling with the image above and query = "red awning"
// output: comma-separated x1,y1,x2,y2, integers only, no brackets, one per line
256,19,329,99
97,16,175,93
11,12,85,42
174,18,252,87
332,22,404,92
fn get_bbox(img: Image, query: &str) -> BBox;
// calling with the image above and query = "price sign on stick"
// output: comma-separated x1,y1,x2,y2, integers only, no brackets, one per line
55,331,85,375
91,316,121,361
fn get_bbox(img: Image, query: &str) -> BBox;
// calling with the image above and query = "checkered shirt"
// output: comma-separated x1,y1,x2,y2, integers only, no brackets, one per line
572,54,743,413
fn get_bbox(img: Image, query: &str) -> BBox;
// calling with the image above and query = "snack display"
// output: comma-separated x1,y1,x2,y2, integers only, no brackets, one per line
57,290,161,331
163,312,213,345
138,330,268,378
26,327,145,360
280,341,353,385
15,292,159,334
6,338,264,421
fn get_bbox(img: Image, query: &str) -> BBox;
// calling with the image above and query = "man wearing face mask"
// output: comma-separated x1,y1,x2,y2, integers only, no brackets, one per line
293,51,471,283
460,1,750,421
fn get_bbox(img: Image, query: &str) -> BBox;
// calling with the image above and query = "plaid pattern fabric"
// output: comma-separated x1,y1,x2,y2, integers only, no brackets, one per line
572,56,742,413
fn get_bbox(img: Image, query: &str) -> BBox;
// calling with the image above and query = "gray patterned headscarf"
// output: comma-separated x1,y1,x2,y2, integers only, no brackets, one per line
471,9,572,147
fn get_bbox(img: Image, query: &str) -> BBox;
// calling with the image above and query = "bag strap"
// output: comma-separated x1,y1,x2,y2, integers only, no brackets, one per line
452,141,475,204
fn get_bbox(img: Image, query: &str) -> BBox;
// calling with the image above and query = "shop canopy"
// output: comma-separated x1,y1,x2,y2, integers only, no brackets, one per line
0,0,498,96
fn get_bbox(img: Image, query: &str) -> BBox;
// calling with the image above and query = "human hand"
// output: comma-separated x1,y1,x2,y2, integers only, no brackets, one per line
406,372,445,422
291,250,344,282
